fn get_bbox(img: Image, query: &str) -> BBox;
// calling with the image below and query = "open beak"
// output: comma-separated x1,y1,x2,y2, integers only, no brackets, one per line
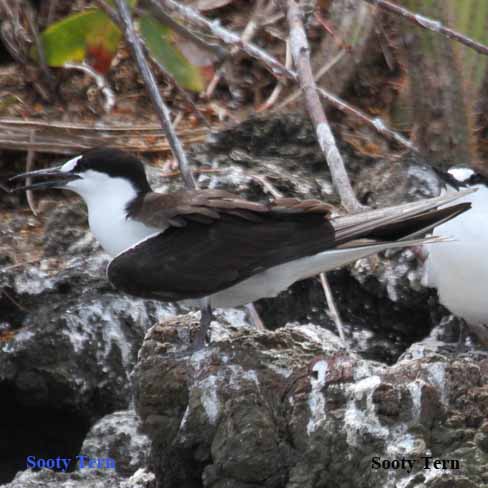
8,166,80,192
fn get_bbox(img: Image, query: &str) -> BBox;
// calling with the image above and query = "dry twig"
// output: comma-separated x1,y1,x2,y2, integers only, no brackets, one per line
205,0,269,98
25,6,56,98
154,0,294,79
273,48,344,112
316,87,415,151
0,118,209,154
364,0,488,56
25,130,38,216
286,0,361,212
257,39,292,112
145,0,225,60
152,0,414,152
64,62,115,113
142,48,210,128
111,0,197,189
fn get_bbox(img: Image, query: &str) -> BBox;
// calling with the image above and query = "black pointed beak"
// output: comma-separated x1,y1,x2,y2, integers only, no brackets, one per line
7,166,81,192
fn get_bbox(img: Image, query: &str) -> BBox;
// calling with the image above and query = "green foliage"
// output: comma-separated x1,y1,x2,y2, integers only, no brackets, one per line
34,2,205,89
37,9,121,72
35,1,137,73
139,14,205,92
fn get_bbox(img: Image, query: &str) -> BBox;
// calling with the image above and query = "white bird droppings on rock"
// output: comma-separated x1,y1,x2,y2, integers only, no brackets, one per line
307,360,328,435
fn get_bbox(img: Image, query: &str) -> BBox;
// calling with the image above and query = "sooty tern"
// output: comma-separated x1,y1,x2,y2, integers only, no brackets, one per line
423,167,488,345
8,148,473,349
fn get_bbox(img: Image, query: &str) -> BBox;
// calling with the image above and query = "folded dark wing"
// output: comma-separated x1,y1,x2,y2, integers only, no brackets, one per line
109,191,335,301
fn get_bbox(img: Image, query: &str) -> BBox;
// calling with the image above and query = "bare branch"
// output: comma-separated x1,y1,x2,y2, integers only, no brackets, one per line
151,0,414,152
141,44,211,128
257,38,292,112
272,48,344,112
364,0,488,56
64,62,115,113
0,119,208,154
145,0,226,60
206,0,268,98
112,0,197,189
25,131,38,216
286,0,362,212
153,0,294,79
25,7,56,99
93,0,119,24
316,87,416,151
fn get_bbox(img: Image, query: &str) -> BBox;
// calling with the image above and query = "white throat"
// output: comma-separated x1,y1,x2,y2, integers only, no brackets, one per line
64,170,160,256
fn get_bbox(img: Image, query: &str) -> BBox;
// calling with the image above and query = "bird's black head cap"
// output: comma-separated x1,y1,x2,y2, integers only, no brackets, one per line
73,147,152,194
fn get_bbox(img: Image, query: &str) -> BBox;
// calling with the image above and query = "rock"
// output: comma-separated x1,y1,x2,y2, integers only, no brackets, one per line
0,202,178,483
1,113,486,485
0,467,156,488
134,314,488,488
81,410,151,477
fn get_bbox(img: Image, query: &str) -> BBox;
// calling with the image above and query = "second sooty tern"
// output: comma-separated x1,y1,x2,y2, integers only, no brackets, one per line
8,148,474,349
423,167,488,345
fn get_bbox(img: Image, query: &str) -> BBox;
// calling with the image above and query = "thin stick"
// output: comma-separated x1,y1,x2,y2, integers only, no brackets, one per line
273,48,344,112
250,174,283,199
145,0,225,60
286,0,361,212
94,0,210,127
153,0,415,152
94,0,119,23
155,0,293,79
319,273,349,350
64,62,115,113
364,0,488,57
25,6,56,98
257,38,292,112
141,46,210,127
112,0,197,189
316,87,416,151
0,127,208,154
0,117,202,131
25,130,38,216
206,0,266,99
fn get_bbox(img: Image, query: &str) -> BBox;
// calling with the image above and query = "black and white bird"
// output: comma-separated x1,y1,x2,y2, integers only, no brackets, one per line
423,167,488,345
8,148,473,349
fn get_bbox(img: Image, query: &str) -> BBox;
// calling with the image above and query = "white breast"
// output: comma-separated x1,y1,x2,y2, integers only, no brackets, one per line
87,204,160,257
64,170,161,256
424,185,488,325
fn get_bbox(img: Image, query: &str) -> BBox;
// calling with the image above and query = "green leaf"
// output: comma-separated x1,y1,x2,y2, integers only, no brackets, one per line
36,2,138,73
38,10,120,71
139,14,205,92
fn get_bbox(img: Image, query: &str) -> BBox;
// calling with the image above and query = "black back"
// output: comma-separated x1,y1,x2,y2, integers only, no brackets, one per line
108,212,335,301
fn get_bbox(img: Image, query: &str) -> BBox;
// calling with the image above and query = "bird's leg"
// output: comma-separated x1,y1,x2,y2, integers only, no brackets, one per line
456,321,466,353
193,300,213,351
245,303,265,330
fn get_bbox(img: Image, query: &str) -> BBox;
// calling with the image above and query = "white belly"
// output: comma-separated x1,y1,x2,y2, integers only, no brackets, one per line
203,240,421,308
424,185,488,325
88,208,160,257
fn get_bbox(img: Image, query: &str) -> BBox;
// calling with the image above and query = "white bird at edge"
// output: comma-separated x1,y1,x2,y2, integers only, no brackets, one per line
423,167,488,346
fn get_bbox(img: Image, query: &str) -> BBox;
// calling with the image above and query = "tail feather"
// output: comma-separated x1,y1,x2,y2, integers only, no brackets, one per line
332,189,474,244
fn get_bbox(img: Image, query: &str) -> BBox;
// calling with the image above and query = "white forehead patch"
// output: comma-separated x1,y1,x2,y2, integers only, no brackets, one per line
61,155,82,173
448,167,475,182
